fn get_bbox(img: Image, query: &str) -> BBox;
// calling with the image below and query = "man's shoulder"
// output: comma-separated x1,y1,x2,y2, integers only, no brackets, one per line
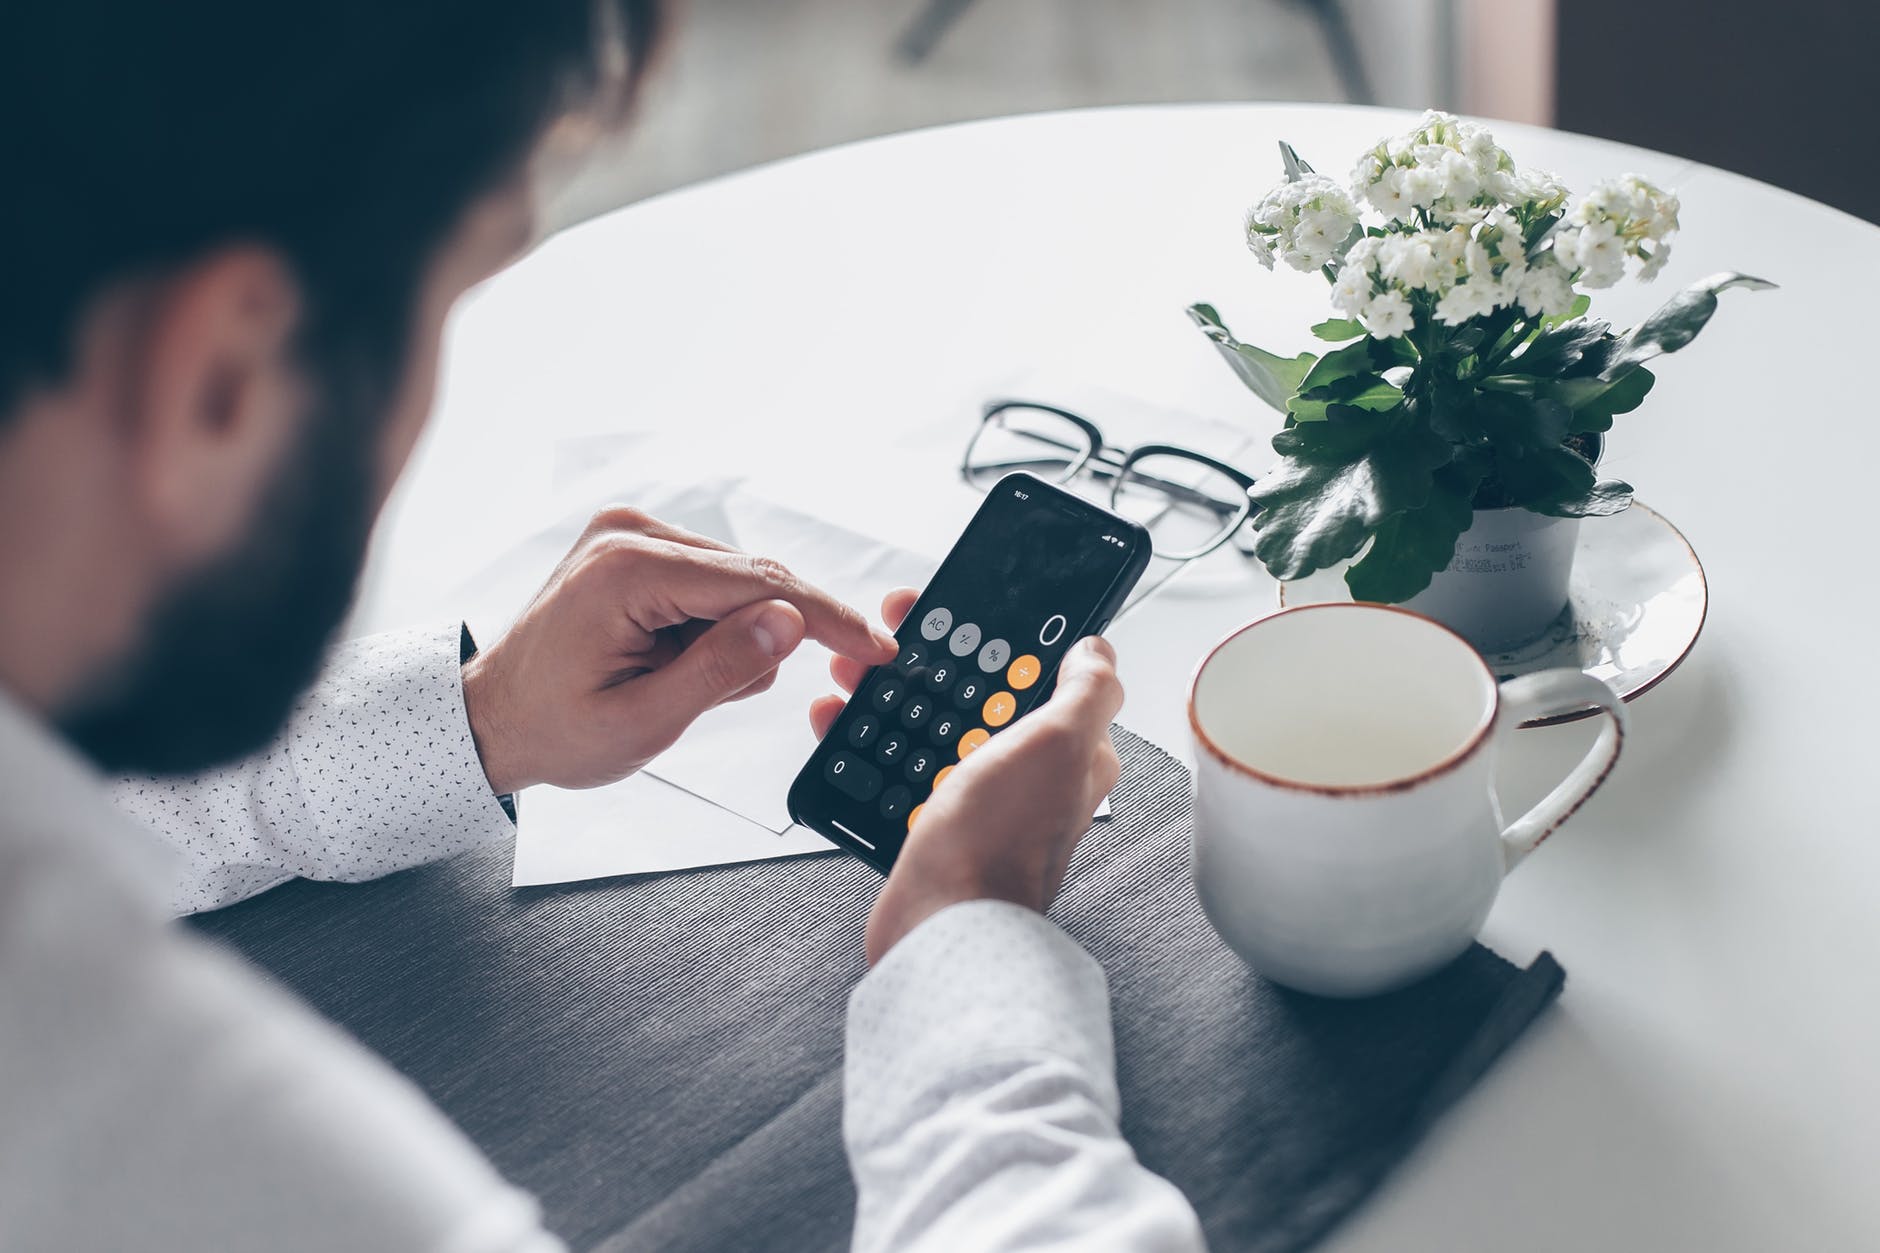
0,813,543,1250
0,814,299,1133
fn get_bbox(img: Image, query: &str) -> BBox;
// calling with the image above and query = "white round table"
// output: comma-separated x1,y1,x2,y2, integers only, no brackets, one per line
360,105,1880,1248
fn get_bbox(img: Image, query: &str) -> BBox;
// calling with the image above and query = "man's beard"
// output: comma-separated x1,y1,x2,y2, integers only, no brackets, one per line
56,403,377,775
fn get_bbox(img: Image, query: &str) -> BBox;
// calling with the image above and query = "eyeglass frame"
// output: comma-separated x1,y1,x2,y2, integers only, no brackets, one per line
960,399,1260,562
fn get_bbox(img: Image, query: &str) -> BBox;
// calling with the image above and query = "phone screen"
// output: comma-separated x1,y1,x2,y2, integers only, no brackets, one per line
787,473,1150,871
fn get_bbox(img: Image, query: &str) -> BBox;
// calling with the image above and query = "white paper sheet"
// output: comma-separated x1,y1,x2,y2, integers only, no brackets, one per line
511,772,832,887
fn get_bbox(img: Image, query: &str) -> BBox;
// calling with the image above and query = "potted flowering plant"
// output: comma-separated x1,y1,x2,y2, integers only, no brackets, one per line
1192,111,1771,650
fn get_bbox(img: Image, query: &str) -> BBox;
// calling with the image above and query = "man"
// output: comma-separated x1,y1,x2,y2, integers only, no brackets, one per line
0,1,1205,1248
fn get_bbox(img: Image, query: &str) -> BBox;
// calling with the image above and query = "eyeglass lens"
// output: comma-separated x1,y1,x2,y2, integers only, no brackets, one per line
1110,452,1251,561
961,405,1094,492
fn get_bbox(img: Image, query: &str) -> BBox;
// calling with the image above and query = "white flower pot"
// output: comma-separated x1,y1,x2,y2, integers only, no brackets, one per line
1402,507,1581,652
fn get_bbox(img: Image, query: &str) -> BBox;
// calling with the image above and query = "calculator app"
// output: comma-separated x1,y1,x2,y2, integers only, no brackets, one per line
790,475,1145,870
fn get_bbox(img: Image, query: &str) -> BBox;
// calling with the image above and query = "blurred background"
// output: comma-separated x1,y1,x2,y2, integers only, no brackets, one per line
548,0,1873,231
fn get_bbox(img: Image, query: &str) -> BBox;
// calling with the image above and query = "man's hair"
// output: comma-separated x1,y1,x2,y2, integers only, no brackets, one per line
0,0,660,427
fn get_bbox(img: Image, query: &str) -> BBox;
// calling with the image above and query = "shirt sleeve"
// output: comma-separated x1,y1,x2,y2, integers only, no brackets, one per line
111,623,516,915
843,900,1206,1253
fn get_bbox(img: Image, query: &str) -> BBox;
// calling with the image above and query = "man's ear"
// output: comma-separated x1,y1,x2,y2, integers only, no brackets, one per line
123,246,305,564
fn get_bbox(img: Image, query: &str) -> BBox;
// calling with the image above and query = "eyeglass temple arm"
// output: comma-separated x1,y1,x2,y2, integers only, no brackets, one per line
970,448,1250,519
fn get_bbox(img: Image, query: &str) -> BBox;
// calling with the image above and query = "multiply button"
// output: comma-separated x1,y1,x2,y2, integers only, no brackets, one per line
982,691,1016,727
919,606,953,641
976,638,1010,673
948,622,982,657
824,753,883,802
1006,654,1041,690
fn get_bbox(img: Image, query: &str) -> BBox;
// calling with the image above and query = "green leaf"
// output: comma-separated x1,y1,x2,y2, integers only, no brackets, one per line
1446,326,1487,354
1279,140,1316,181
1477,390,1572,456
1466,306,1528,367
1311,317,1366,342
1568,366,1654,434
1493,445,1632,517
1508,317,1614,378
1602,271,1776,380
1187,303,1317,415
1250,412,1453,580
1288,335,1413,421
1545,479,1635,518
1533,292,1594,335
1524,214,1566,255
1287,375,1403,422
1344,464,1482,603
1323,223,1368,279
1295,335,1415,396
1296,338,1379,394
1424,384,1484,444
1376,336,1419,369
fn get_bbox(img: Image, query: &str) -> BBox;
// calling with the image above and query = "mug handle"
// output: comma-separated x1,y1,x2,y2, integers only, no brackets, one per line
1496,669,1628,872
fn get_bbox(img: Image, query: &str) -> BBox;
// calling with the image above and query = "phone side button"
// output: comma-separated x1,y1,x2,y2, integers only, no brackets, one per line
824,753,884,802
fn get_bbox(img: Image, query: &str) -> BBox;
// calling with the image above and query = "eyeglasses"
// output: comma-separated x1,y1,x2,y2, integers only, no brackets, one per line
960,400,1258,561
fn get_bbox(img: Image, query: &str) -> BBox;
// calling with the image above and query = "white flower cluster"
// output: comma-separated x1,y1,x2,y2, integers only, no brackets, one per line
1243,173,1362,273
1349,111,1561,227
1333,209,1579,339
1242,112,1682,340
1555,174,1681,288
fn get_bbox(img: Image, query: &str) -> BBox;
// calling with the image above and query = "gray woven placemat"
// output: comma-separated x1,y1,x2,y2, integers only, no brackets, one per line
195,727,1563,1251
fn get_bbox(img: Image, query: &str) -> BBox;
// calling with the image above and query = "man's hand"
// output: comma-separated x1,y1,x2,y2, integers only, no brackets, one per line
462,507,898,796
811,589,1124,966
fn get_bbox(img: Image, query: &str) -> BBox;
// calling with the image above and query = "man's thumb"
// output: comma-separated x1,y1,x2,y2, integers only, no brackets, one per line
1047,635,1124,724
641,600,805,737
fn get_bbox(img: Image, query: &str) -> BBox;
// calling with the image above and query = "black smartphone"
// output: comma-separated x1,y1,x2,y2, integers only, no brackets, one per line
787,472,1152,873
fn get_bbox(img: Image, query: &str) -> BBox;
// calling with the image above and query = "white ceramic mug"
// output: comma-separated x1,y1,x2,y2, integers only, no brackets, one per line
1188,603,1626,997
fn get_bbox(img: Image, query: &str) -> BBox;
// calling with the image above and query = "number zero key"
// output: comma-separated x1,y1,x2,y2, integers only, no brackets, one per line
824,752,883,801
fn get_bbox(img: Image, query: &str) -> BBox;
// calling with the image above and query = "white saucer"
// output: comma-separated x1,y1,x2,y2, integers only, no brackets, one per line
1277,501,1707,727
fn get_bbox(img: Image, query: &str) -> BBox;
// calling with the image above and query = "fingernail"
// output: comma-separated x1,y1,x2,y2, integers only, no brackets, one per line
873,628,899,655
755,607,794,658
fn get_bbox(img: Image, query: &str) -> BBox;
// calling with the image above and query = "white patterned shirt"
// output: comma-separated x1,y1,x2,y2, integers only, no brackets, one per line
0,624,1202,1250
113,624,516,915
